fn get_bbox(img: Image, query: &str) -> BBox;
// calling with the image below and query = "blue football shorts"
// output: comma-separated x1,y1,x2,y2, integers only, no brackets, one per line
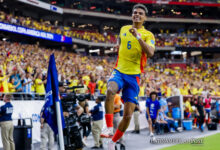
108,69,140,105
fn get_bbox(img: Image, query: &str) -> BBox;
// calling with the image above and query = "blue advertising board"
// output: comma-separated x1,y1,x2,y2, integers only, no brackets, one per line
0,22,72,44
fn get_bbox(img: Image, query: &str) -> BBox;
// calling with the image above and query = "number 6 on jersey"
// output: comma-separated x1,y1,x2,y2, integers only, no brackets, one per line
127,41,131,50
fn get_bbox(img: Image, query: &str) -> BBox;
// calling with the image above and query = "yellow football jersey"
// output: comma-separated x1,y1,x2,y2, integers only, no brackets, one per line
115,25,155,75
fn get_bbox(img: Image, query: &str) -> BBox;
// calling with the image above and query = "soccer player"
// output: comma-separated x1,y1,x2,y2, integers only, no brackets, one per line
100,4,155,150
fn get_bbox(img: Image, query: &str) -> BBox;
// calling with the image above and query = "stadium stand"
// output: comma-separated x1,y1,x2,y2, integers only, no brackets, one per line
0,40,219,98
0,11,219,46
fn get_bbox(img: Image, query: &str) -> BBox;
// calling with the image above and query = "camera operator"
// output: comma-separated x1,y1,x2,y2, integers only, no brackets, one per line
78,98,91,146
62,103,83,120
62,98,84,150
60,82,84,117
90,96,104,149
59,83,84,150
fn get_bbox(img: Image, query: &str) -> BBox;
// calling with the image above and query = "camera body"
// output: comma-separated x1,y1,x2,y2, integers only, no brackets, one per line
60,88,91,149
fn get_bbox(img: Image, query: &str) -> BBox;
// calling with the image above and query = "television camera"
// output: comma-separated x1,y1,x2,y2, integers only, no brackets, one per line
60,85,91,150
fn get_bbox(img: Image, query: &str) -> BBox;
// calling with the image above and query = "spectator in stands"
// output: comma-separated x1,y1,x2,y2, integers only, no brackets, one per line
0,69,12,93
22,72,33,99
10,67,23,92
171,84,181,96
88,76,96,96
97,77,104,94
202,86,209,98
0,94,15,150
139,81,146,97
100,78,107,95
146,92,160,140
8,78,20,93
22,72,35,99
90,96,104,149
68,75,79,89
35,73,46,100
76,77,88,94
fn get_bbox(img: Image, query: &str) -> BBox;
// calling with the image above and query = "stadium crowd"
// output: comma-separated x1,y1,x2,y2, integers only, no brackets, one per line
155,29,220,47
0,40,220,148
0,40,220,98
0,11,117,44
1,11,220,47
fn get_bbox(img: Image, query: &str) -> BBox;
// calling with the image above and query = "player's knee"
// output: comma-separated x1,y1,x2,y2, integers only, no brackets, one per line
122,115,132,122
107,87,117,96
